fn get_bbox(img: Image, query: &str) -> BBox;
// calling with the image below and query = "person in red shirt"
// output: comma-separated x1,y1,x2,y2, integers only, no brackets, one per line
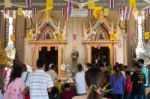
124,71,132,99
61,83,76,99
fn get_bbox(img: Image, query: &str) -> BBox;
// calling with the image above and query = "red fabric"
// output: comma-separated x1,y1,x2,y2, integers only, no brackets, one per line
125,77,132,93
61,90,76,99
25,94,30,99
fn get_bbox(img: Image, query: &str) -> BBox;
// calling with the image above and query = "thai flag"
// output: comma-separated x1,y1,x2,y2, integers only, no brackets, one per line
65,7,69,21
25,0,32,8
73,34,77,41
145,8,150,15
118,7,125,20
110,0,115,9
124,6,133,20
62,8,65,16
3,7,6,15
90,9,93,15
68,0,73,16
33,8,37,15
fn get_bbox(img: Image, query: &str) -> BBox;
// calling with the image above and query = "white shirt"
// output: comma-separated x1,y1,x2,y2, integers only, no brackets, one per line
47,70,58,83
26,70,54,99
22,71,29,82
75,71,86,94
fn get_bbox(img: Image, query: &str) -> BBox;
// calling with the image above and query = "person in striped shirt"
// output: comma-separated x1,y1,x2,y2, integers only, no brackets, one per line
26,58,54,99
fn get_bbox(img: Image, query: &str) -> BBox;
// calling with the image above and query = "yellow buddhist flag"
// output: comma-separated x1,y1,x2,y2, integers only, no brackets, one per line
57,33,62,41
104,8,109,16
129,0,136,8
110,32,116,41
10,34,15,41
18,8,23,16
4,0,12,8
46,0,53,10
88,0,95,9
47,47,51,51
94,6,103,19
144,32,150,40
26,33,33,41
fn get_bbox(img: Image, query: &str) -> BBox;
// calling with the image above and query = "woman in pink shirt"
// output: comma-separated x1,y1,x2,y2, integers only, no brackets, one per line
4,66,25,99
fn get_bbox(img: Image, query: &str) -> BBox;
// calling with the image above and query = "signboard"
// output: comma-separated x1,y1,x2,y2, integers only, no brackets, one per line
70,8,88,17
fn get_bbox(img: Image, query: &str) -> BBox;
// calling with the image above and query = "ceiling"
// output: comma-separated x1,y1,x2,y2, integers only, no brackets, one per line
0,0,149,10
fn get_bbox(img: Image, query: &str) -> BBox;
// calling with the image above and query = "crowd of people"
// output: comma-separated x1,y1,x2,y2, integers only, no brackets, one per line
1,58,149,99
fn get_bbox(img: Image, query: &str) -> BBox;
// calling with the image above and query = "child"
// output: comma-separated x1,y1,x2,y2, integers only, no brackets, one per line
124,71,132,99
61,83,76,99
49,87,61,99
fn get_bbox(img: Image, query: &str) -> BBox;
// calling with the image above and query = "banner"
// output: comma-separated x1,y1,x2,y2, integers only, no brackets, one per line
110,32,116,40
18,8,23,16
46,0,53,10
88,0,95,9
129,0,136,8
144,32,150,40
70,8,88,17
93,6,103,19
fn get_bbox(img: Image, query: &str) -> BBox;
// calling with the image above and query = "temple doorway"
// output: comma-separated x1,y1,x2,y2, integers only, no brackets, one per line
39,46,58,73
91,46,110,66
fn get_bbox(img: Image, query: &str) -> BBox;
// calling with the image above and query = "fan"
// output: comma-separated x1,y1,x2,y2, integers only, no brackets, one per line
64,0,99,9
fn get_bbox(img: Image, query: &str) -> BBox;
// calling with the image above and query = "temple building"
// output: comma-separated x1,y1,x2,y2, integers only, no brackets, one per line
0,0,150,79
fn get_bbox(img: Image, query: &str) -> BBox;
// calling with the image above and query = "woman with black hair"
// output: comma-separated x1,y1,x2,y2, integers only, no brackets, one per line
4,66,25,99
73,67,104,99
109,64,125,99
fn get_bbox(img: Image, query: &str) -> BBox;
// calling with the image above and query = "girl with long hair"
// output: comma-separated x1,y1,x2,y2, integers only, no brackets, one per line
4,66,25,99
73,67,104,99
109,64,125,99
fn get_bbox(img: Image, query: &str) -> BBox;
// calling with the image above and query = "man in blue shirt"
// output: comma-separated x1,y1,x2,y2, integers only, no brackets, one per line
138,59,149,99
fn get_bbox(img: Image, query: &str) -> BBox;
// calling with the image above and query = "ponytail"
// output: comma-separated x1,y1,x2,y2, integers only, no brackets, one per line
87,85,102,99
87,91,102,99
